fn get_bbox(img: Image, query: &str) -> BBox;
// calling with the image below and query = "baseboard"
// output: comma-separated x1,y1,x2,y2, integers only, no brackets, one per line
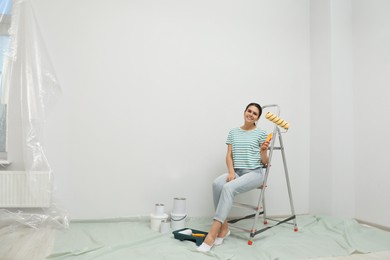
355,218,390,232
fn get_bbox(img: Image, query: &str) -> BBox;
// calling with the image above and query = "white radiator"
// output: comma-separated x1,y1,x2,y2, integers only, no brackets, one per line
0,171,51,208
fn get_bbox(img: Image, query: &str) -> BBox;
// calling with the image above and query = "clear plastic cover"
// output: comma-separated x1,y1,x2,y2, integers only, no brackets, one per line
0,0,68,229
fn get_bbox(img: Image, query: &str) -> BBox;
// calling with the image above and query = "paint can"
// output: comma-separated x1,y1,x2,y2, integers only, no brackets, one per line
170,212,187,231
172,197,186,215
160,219,171,234
154,203,165,216
150,213,168,232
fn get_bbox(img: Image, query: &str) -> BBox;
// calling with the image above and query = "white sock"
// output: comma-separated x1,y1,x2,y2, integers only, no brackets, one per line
197,242,213,252
214,230,231,246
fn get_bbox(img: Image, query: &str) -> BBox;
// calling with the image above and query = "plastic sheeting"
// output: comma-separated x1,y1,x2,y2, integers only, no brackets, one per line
0,0,68,229
45,215,390,260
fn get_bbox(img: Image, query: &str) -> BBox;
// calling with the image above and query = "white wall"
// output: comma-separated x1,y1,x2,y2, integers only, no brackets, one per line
310,0,355,218
6,0,390,227
329,0,355,220
352,0,390,227
310,0,333,215
13,0,310,219
310,0,390,227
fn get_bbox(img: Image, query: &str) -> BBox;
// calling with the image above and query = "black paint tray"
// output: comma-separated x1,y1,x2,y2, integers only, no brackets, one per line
172,228,208,246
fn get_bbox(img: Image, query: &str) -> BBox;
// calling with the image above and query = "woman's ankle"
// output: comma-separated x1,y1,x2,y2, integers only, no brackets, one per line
217,223,229,237
204,233,216,246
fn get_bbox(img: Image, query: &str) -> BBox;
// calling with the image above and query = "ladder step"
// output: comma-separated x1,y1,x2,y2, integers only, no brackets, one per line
228,211,264,224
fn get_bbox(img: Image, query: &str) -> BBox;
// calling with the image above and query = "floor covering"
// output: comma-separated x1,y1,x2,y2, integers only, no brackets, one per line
1,215,390,260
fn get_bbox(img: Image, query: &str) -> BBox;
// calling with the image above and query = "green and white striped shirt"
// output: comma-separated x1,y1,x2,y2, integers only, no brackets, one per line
226,127,267,169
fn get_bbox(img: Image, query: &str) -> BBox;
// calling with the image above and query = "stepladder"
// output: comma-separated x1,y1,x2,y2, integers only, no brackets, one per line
227,104,298,245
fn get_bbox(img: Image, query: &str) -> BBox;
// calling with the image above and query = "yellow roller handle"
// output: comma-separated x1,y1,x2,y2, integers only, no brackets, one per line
192,233,206,237
265,112,290,130
265,133,273,142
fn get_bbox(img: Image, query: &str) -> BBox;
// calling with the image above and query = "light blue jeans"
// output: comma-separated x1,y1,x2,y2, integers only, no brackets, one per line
212,168,265,223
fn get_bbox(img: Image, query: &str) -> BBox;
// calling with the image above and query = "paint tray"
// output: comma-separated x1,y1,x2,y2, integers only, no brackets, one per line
172,228,208,246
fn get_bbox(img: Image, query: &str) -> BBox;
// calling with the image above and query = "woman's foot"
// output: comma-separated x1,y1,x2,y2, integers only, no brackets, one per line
214,230,231,246
197,242,212,252
197,234,215,252
197,220,222,252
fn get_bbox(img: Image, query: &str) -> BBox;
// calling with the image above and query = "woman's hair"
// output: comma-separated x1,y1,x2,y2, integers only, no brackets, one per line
245,102,262,118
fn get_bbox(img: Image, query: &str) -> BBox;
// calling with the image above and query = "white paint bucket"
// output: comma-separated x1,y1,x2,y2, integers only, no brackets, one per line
154,203,165,216
170,212,187,231
172,197,186,215
160,220,171,234
150,213,168,232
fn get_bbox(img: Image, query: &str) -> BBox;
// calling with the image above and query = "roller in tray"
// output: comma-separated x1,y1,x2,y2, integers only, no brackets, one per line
172,228,208,246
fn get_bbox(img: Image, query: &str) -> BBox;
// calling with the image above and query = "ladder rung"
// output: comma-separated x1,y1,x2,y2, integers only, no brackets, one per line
228,211,264,224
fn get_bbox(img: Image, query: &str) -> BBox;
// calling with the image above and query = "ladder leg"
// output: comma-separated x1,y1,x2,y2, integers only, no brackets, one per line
263,189,267,225
247,187,265,245
278,129,298,231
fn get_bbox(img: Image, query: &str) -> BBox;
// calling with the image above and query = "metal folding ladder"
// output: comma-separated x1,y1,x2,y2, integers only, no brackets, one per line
227,104,298,245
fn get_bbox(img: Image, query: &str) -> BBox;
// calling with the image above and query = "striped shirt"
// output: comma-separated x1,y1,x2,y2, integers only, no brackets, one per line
226,127,267,169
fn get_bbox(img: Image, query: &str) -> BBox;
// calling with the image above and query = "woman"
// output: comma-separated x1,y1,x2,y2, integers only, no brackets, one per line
197,102,270,252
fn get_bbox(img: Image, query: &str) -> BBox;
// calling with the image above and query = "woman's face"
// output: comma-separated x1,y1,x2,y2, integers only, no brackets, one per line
244,105,260,125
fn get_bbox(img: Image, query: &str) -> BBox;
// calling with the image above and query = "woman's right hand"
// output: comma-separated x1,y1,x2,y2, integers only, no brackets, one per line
227,172,236,182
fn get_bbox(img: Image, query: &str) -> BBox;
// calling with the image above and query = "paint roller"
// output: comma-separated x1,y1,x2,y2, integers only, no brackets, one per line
178,229,206,237
265,112,290,130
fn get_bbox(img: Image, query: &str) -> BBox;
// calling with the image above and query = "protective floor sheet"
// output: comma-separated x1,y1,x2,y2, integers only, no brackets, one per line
46,215,390,260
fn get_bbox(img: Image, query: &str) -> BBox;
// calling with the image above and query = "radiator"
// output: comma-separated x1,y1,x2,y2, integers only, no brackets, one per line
0,171,51,208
